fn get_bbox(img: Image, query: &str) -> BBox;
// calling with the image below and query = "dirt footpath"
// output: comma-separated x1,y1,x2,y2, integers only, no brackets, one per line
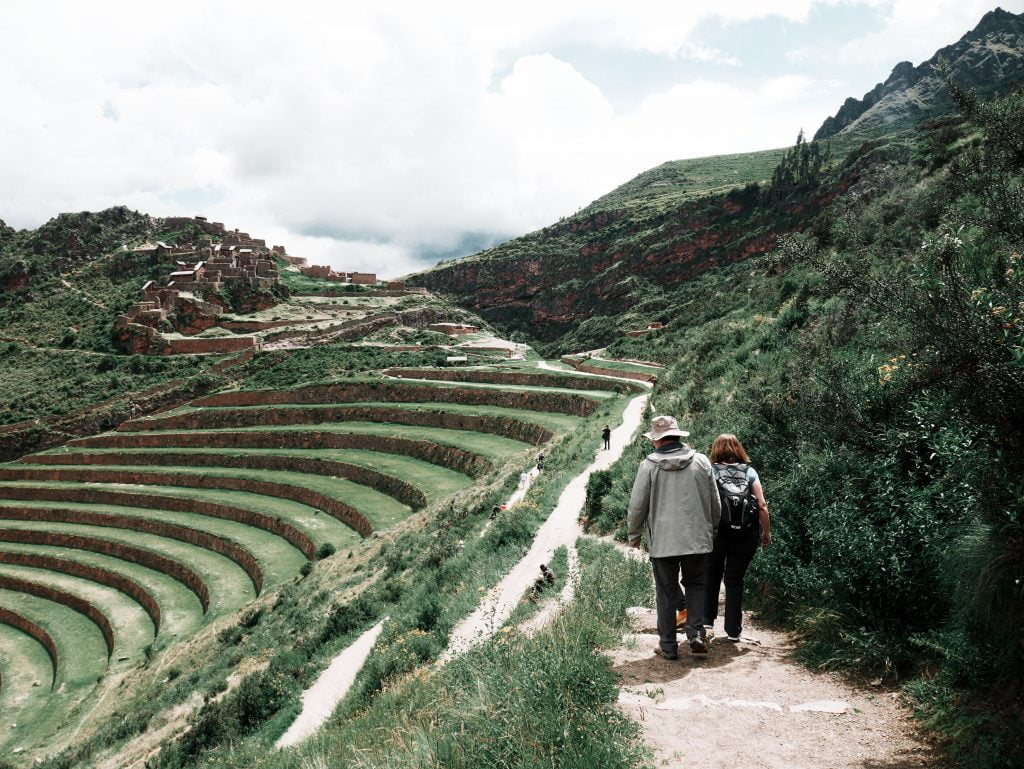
611,608,945,769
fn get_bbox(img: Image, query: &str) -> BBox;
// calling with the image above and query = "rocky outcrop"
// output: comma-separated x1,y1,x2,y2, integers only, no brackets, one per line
815,8,1024,139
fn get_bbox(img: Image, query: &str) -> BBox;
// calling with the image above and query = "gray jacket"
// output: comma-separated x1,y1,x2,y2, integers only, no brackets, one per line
627,443,722,557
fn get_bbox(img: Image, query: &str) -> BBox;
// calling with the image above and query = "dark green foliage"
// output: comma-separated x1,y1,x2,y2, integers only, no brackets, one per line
765,130,831,208
315,542,336,560
217,626,244,647
238,344,443,389
0,343,211,425
581,90,1024,764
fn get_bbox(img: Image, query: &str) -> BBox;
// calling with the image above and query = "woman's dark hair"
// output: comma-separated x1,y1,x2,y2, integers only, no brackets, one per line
710,433,750,464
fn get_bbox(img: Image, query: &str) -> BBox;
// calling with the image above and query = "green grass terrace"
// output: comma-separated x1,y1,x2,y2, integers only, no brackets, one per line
0,368,634,755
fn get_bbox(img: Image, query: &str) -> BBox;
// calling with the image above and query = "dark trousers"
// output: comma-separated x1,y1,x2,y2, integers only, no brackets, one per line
703,530,759,638
651,554,707,653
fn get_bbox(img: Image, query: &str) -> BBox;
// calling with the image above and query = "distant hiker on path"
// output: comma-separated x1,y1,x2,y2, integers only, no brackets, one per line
601,425,611,450
628,415,721,658
703,433,771,643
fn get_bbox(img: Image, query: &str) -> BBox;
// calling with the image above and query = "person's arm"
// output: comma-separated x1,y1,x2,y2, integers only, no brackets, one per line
626,464,651,548
752,479,771,546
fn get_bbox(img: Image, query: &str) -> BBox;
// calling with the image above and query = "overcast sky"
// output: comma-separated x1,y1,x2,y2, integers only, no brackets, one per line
1,1,1019,278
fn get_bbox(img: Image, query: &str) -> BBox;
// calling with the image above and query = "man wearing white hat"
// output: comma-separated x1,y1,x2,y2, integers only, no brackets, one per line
628,415,721,658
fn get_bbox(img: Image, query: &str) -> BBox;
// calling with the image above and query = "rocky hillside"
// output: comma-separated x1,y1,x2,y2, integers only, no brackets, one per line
814,7,1024,140
408,137,862,346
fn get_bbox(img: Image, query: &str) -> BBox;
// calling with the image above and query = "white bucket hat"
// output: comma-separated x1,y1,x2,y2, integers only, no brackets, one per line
643,415,690,441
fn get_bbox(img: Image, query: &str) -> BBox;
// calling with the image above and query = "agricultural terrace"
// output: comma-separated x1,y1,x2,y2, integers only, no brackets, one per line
0,362,631,756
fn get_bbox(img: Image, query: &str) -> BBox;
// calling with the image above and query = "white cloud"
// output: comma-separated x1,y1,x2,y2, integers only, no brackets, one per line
838,0,1024,71
0,0,1016,278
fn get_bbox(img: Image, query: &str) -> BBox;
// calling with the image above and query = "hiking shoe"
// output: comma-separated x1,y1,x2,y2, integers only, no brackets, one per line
689,635,709,655
675,609,687,629
653,646,679,661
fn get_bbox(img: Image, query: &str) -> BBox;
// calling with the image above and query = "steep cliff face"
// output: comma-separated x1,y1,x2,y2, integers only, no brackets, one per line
411,171,854,340
815,7,1024,140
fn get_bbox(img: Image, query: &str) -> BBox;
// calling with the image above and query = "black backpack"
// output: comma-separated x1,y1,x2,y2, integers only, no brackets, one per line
714,463,758,536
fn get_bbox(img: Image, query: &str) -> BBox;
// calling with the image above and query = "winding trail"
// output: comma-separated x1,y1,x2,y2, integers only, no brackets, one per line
273,369,648,747
439,392,649,662
611,607,943,769
274,620,386,748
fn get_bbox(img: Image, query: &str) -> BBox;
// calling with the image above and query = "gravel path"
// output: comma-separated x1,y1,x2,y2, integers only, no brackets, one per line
612,603,945,768
274,620,385,748
439,392,649,662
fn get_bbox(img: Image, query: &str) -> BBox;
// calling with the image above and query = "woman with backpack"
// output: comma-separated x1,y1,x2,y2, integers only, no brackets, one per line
703,434,771,642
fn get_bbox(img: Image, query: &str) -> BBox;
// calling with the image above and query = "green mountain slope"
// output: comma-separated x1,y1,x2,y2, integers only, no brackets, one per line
409,133,864,347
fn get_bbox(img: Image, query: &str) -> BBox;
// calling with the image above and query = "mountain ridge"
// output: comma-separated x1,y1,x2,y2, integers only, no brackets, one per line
814,7,1024,140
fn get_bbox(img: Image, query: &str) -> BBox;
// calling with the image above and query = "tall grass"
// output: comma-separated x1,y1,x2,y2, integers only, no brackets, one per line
192,540,651,769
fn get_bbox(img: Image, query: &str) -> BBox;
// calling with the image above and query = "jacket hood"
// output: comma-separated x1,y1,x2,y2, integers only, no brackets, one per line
646,444,696,470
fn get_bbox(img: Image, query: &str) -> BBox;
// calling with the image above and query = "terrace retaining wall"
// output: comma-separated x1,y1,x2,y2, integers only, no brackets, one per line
70,432,492,478
25,453,427,510
0,468,374,538
0,573,115,657
161,337,256,355
0,550,161,633
560,356,658,383
0,529,210,612
0,485,315,559
120,406,554,446
382,367,646,394
0,606,58,686
193,381,598,417
0,506,263,595
221,320,318,333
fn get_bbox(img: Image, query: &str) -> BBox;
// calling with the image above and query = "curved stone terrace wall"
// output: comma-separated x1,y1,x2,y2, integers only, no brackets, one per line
382,367,647,394
192,381,599,418
24,452,427,510
70,432,493,479
0,550,161,634
0,485,316,560
119,406,555,446
0,506,264,595
559,356,658,383
0,467,375,538
0,606,58,688
0,529,210,612
0,572,115,657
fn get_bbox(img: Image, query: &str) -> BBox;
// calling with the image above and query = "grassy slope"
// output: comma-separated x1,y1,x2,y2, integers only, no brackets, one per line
409,135,867,347
578,103,1024,767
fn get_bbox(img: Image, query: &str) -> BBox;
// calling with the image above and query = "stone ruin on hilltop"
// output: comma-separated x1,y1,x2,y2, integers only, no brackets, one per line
115,216,288,355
